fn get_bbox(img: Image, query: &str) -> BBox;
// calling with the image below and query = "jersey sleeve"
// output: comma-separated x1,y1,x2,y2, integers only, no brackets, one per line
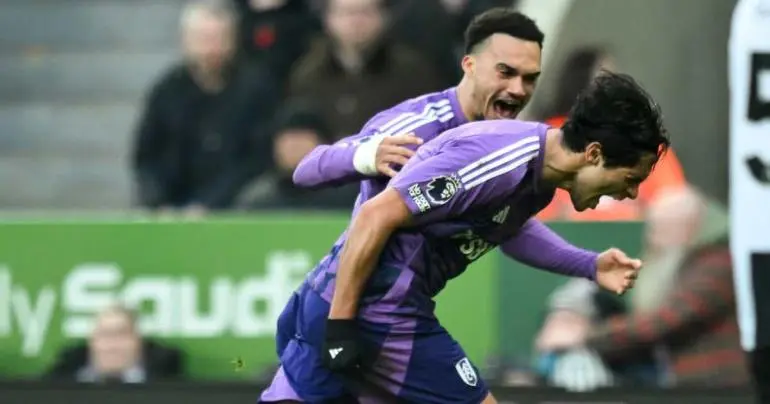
388,136,538,225
291,132,368,189
501,219,598,280
292,109,446,189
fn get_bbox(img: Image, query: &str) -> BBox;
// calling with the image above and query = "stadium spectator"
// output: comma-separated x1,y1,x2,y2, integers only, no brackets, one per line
387,0,459,85
284,0,444,140
232,0,320,84
387,0,525,95
535,46,688,222
236,103,359,210
132,0,279,214
46,305,184,383
536,187,749,388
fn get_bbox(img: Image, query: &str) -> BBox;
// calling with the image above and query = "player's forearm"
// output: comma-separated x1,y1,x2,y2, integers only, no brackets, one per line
329,206,397,319
292,144,361,189
501,219,598,280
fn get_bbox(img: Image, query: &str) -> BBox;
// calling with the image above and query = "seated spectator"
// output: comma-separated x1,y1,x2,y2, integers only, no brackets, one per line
236,104,360,210
379,0,522,107
535,46,687,221
285,0,444,140
46,305,184,383
535,187,749,389
387,0,459,85
132,0,279,215
233,0,320,83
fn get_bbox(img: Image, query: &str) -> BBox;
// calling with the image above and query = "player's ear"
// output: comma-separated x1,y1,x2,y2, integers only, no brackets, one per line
461,55,475,75
585,142,603,166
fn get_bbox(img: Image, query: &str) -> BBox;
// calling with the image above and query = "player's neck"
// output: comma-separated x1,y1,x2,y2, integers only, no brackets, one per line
541,128,580,190
455,77,479,121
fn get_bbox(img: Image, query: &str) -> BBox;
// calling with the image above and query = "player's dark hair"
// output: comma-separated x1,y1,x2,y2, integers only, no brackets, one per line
561,70,670,168
464,8,544,54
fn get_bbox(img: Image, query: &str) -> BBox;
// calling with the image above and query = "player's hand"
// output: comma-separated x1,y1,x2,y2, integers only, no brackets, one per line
375,133,423,177
595,248,642,295
322,319,362,372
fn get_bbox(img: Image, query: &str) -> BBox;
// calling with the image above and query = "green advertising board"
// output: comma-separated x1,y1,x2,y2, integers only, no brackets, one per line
0,216,498,379
0,215,643,379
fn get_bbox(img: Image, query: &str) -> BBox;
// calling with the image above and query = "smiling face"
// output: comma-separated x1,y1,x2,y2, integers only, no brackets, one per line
568,143,657,212
461,34,541,120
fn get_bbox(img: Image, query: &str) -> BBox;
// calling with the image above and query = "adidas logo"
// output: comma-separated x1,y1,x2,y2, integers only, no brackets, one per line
328,347,343,359
492,206,510,224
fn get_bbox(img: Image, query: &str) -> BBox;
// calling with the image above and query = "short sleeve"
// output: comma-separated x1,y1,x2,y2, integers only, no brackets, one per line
388,137,538,225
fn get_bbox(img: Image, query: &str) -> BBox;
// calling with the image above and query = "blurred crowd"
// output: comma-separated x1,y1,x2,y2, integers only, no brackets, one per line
131,0,692,223
32,0,748,394
132,0,510,215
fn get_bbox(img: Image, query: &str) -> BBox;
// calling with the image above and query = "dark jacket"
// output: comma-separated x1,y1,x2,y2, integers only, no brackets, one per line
132,61,279,209
46,340,184,383
233,0,319,83
286,37,444,140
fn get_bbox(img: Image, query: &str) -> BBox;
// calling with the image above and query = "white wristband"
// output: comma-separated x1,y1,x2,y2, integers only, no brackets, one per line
352,134,386,176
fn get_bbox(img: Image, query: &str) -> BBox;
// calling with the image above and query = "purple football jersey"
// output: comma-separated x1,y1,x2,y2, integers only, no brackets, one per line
293,87,468,190
306,120,556,311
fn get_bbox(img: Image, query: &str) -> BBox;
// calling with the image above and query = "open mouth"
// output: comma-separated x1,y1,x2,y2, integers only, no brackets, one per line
492,99,520,119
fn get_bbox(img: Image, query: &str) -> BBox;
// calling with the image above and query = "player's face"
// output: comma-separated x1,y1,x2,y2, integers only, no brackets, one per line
463,34,541,120
569,145,657,212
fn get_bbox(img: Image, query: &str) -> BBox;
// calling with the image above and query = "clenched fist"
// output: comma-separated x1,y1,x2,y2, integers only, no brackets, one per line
595,248,642,295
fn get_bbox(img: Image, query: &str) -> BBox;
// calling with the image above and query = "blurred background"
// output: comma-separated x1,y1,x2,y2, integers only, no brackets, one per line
0,0,759,402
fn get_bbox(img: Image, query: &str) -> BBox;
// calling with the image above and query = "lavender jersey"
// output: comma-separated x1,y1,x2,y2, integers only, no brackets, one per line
306,120,560,311
293,87,468,193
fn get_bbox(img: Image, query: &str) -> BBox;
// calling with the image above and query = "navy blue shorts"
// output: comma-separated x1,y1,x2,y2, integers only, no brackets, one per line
259,283,489,403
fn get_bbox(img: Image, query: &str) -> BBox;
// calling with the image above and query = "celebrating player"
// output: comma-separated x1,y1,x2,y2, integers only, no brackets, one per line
260,71,669,403
292,7,543,188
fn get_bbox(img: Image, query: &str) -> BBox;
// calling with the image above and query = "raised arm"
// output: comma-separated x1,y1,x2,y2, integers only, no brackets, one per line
292,111,442,189
501,219,599,279
291,132,377,189
503,219,641,296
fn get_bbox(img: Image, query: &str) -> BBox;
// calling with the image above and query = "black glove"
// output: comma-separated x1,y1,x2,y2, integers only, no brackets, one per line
322,319,361,371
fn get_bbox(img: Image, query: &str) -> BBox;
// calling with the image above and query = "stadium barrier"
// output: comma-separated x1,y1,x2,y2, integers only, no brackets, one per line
0,381,755,404
0,215,642,379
